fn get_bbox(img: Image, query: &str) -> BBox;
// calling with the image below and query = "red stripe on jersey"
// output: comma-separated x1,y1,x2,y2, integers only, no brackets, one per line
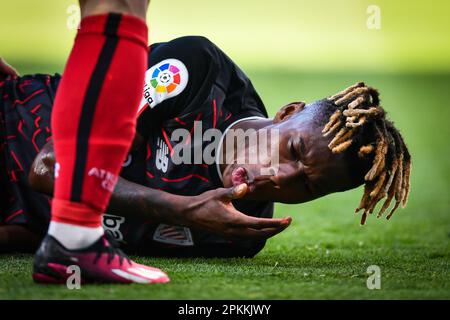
4,209,24,223
146,142,152,160
12,89,44,107
18,80,32,93
161,173,209,183
146,171,154,179
10,170,18,182
32,128,42,152
34,116,41,128
18,120,25,138
225,113,232,121
161,127,173,156
137,102,149,117
174,117,187,126
30,103,42,114
212,99,217,128
10,150,24,171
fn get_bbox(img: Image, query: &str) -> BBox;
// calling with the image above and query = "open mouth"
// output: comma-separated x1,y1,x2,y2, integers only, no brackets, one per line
231,167,249,186
230,166,278,190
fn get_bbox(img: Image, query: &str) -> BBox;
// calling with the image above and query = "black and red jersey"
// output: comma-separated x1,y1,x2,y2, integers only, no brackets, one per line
0,36,273,257
0,74,59,234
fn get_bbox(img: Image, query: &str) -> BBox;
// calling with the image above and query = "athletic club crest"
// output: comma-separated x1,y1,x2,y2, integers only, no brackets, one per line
138,58,189,114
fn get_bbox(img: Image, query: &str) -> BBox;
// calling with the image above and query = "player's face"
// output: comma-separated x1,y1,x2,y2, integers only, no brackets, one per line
222,100,364,203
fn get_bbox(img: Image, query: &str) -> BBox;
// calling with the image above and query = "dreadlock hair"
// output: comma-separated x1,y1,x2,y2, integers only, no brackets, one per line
323,82,411,225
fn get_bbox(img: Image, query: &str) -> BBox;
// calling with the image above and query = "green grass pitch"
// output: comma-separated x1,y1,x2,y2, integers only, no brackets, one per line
1,71,449,299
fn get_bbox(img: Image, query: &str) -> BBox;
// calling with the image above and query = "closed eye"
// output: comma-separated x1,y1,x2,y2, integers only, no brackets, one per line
289,139,299,160
299,137,306,155
289,137,305,161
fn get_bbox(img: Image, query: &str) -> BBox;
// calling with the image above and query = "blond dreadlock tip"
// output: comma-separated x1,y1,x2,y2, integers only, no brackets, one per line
324,82,410,225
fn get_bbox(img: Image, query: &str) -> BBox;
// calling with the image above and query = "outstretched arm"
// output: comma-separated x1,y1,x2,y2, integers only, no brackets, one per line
29,141,292,239
29,141,179,223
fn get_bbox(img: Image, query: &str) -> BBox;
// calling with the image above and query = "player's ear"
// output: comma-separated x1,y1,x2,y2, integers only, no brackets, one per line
274,102,305,123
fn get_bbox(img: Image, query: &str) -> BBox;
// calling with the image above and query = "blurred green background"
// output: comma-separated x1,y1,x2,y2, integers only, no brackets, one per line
0,0,449,299
1,0,450,73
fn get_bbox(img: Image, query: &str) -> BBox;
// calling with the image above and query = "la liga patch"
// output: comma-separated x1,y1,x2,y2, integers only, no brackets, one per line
138,58,189,114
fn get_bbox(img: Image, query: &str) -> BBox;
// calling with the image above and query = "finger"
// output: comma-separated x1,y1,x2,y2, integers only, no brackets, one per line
233,213,292,229
219,183,248,201
230,225,289,239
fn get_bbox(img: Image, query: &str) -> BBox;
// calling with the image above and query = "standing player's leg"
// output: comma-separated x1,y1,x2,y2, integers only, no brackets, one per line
33,0,169,284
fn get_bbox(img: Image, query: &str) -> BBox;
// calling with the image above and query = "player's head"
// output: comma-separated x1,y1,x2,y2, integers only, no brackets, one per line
222,82,411,224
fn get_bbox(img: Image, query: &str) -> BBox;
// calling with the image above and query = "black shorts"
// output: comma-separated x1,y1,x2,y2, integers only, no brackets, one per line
0,74,60,234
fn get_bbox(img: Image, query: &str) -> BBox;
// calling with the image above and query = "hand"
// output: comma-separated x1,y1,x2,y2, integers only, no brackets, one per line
0,57,19,79
181,184,292,239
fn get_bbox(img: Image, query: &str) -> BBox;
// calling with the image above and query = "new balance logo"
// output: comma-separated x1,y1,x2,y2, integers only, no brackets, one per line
155,138,169,173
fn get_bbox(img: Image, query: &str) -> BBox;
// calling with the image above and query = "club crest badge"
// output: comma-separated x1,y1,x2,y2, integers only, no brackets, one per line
153,224,194,246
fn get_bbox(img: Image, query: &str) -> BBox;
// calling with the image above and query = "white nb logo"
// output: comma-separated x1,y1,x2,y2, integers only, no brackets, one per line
155,138,169,173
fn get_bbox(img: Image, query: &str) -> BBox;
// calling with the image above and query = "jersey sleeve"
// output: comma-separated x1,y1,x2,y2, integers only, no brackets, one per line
136,36,219,135
136,36,268,137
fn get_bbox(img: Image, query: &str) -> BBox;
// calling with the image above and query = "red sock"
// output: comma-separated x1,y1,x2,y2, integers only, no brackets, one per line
50,13,148,227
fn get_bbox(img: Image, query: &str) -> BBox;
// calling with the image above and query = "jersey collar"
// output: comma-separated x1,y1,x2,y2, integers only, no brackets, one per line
215,116,266,182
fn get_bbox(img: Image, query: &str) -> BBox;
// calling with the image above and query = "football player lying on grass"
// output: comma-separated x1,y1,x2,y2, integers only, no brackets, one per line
0,37,411,257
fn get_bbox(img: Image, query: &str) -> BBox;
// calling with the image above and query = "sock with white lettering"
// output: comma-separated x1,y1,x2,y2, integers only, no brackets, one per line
50,13,148,236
